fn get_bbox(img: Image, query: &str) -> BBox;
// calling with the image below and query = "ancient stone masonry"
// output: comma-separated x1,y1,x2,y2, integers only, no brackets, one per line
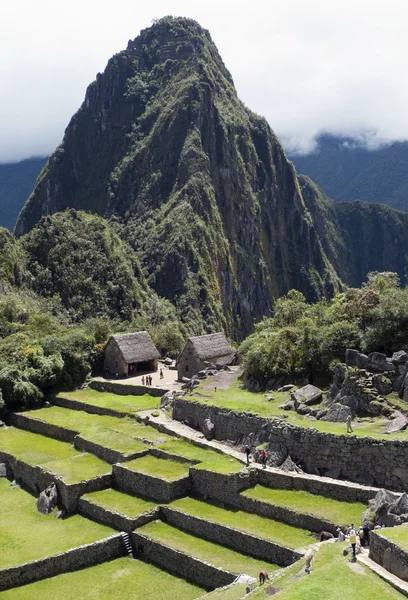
173,398,408,492
112,463,191,503
131,531,236,590
90,380,166,398
78,496,160,532
74,435,149,465
9,412,78,443
0,534,125,592
160,506,302,566
370,530,408,582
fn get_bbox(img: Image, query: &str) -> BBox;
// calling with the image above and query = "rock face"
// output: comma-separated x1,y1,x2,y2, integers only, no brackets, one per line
14,17,408,338
37,482,58,515
363,489,408,527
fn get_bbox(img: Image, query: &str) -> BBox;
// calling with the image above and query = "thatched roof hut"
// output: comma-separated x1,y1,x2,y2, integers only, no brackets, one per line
177,332,235,379
104,331,160,377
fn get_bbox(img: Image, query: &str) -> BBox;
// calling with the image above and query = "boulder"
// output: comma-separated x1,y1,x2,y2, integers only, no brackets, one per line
392,351,408,364
372,374,393,396
367,352,395,373
181,377,191,383
279,401,294,411
37,483,58,515
389,493,408,516
296,403,311,415
43,401,51,408
321,403,351,422
315,408,328,420
161,391,175,410
385,412,408,434
345,349,368,370
291,384,323,407
279,455,303,473
278,384,294,392
197,370,208,379
265,395,275,402
265,442,288,467
202,418,215,440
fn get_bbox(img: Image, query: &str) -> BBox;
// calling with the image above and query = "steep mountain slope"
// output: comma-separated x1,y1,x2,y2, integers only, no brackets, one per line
291,134,408,211
0,157,46,230
300,175,408,286
16,17,339,338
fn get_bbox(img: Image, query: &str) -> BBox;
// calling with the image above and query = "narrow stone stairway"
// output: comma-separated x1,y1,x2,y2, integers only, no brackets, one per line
121,531,134,557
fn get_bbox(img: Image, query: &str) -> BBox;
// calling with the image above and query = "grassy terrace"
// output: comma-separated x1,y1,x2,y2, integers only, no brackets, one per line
0,557,204,600
190,379,408,440
249,542,406,599
138,521,280,578
156,439,243,473
380,525,408,550
0,479,113,569
41,453,111,484
23,405,171,450
242,486,366,528
123,455,191,480
82,488,158,517
169,497,313,549
57,388,160,414
200,584,249,600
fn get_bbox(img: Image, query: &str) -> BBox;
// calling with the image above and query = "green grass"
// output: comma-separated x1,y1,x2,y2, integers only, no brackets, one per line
57,388,161,413
0,478,113,569
0,427,79,465
249,542,406,599
190,378,408,440
24,406,171,452
380,525,408,550
138,520,280,578
41,453,111,484
82,488,158,518
0,557,204,599
199,583,249,600
156,439,243,473
169,497,313,549
242,486,366,527
123,455,190,480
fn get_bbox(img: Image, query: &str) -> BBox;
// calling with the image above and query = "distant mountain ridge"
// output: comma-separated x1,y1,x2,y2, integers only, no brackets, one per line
0,157,47,231
12,17,408,338
291,135,408,212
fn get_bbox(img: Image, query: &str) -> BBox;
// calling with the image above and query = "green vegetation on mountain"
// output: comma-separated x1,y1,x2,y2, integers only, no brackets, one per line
241,271,408,384
291,134,408,212
0,157,46,231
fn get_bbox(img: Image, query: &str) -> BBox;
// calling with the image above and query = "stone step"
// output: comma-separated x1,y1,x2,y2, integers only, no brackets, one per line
357,552,408,597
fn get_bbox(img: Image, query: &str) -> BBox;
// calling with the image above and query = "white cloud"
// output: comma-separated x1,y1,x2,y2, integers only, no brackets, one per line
1,0,408,162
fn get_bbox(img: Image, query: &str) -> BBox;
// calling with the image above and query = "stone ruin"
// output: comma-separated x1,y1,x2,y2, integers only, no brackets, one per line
37,482,58,515
363,488,408,528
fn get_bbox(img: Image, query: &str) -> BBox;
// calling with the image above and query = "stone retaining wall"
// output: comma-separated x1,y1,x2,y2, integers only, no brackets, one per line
161,506,302,566
113,463,191,502
189,467,257,506
256,468,380,504
370,530,408,581
53,395,127,419
78,496,160,531
238,493,337,534
74,435,149,464
0,534,125,591
131,531,236,590
90,380,167,398
8,412,77,443
173,399,408,492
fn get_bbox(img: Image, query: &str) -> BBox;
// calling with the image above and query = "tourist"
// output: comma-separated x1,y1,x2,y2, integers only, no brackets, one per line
149,375,152,386
336,527,345,542
160,368,164,379
346,414,353,433
141,375,145,385
363,522,370,546
245,446,251,465
349,524,357,558
260,449,267,468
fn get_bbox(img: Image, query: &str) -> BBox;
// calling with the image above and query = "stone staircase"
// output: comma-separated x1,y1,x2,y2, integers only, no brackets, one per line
121,531,133,557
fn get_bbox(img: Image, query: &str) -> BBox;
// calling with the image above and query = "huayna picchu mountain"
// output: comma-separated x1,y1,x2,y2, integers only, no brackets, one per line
14,17,408,338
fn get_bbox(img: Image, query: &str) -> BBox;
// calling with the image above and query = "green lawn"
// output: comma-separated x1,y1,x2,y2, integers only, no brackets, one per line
169,497,313,549
23,406,171,453
242,486,366,528
190,379,408,440
122,455,191,480
57,388,161,413
156,439,243,473
199,583,249,600
0,557,204,600
380,525,408,550
41,453,111,484
249,542,406,599
0,427,79,465
138,521,280,578
82,488,158,518
0,479,113,569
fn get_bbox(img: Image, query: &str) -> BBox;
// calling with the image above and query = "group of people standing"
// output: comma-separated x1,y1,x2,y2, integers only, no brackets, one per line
337,523,371,558
245,446,268,468
141,375,153,386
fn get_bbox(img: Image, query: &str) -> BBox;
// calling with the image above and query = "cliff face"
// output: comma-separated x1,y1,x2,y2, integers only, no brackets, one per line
16,18,339,338
14,17,408,338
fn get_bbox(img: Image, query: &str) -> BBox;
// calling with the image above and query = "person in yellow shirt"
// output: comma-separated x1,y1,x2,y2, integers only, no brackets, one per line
349,525,357,558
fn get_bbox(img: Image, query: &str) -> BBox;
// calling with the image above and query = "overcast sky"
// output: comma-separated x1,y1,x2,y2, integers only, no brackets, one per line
1,0,408,163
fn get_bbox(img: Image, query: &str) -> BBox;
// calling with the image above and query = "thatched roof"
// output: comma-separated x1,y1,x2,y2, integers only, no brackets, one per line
188,332,235,360
110,332,160,363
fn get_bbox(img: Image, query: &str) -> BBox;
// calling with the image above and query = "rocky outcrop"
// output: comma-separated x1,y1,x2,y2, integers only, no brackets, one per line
37,482,58,515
